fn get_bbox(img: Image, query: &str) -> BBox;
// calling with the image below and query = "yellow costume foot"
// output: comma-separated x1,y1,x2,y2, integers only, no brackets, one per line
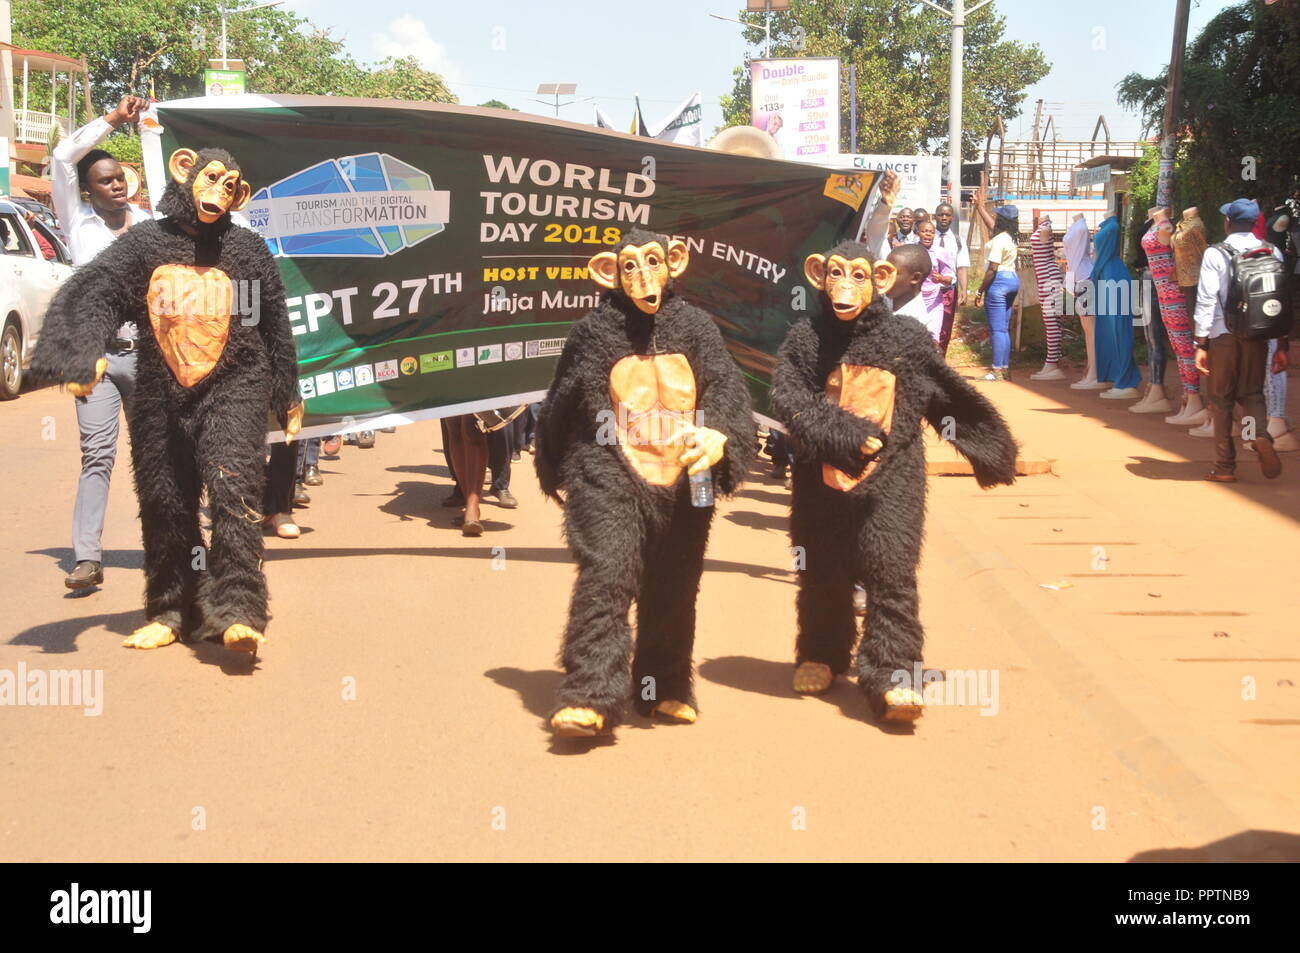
223,624,265,654
551,707,605,737
793,661,834,694
122,622,177,650
880,686,925,722
652,700,698,724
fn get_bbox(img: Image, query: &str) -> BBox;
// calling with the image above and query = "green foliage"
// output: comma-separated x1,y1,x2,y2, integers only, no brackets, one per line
478,99,517,111
13,0,458,110
1117,1,1299,212
100,131,143,166
718,0,1050,157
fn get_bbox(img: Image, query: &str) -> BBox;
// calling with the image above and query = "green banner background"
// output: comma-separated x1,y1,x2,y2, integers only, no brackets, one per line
155,98,877,437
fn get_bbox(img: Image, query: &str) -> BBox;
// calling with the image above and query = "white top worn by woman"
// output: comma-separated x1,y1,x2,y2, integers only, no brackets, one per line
985,231,1018,272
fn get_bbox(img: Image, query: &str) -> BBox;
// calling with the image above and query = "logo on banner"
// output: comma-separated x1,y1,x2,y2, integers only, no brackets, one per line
504,342,524,361
298,377,317,399
245,152,450,259
314,372,337,396
399,356,418,376
455,347,476,368
354,364,374,386
525,338,566,359
375,359,400,382
420,351,453,373
823,173,871,210
477,344,503,365
335,368,355,390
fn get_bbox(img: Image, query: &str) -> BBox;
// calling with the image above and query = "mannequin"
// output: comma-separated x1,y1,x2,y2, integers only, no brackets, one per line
1029,217,1066,380
1064,214,1105,388
1092,205,1142,399
1130,207,1176,413
1170,207,1209,427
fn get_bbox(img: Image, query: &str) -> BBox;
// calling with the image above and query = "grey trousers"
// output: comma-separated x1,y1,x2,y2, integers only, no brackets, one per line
72,349,137,562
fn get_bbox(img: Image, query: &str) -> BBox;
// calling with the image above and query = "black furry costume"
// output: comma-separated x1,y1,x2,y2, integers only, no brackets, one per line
771,240,1018,713
31,149,298,642
535,229,756,726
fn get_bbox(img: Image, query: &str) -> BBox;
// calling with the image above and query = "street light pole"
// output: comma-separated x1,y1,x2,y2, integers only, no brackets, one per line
709,13,770,59
916,0,993,208
221,1,285,70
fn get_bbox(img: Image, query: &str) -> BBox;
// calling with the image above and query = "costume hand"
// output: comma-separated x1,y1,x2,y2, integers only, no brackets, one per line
862,435,884,457
678,425,727,475
1272,344,1289,375
66,357,107,398
285,402,305,442
1195,346,1210,376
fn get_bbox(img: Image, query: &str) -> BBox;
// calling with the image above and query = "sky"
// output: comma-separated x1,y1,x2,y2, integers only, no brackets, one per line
276,0,1240,147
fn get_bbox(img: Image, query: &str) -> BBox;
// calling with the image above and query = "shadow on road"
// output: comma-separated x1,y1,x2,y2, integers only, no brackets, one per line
1013,377,1300,524
8,608,141,654
698,655,916,735
27,547,143,574
724,509,787,532
1129,830,1300,862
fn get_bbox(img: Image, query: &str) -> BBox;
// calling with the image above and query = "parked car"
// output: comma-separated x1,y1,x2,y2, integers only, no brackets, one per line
1,198,74,399
8,195,67,246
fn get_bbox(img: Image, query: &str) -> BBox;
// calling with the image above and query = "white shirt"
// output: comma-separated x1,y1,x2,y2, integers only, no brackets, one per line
890,291,929,324
1194,230,1285,340
51,116,152,268
985,232,1018,271
933,225,970,270
1063,216,1093,290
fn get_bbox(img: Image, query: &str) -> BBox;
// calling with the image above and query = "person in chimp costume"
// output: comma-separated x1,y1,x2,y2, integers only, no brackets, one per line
32,146,301,656
772,240,1018,724
535,228,755,738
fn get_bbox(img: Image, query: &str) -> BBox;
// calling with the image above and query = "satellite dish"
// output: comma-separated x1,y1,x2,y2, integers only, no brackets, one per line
706,125,783,159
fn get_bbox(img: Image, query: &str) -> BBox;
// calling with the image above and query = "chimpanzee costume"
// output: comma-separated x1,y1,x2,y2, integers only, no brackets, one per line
535,228,755,737
772,241,1018,723
32,147,301,655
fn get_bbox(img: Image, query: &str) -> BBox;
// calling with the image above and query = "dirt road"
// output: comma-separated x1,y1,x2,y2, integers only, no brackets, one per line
2,374,1297,861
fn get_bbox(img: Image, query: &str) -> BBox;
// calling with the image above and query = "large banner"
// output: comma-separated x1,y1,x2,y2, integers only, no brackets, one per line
144,96,876,437
750,58,840,161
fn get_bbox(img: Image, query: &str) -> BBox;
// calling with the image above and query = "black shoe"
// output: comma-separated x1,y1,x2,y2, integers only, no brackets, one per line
511,451,522,462
489,488,518,509
65,560,103,590
302,464,323,486
442,488,465,508
356,430,376,449
293,483,311,507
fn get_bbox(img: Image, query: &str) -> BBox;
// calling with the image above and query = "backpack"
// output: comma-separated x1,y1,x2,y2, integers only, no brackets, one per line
1215,242,1292,340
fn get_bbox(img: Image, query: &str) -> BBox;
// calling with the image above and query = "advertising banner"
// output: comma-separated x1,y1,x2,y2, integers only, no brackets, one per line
805,153,943,213
145,96,876,438
202,70,247,96
750,57,840,161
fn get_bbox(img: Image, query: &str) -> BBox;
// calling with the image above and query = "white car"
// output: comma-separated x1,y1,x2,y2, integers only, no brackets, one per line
1,197,74,399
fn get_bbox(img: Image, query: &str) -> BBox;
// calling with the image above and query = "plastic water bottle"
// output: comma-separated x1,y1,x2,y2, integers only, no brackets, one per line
689,467,715,508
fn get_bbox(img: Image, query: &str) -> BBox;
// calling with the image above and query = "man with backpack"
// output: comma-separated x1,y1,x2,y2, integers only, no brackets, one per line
1194,199,1290,483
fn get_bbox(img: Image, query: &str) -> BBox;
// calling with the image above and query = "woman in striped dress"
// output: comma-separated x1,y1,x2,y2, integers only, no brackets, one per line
1029,218,1066,380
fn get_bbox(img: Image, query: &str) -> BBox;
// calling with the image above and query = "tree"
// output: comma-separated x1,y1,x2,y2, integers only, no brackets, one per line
717,0,1049,157
478,99,517,111
1117,1,1300,215
14,0,457,109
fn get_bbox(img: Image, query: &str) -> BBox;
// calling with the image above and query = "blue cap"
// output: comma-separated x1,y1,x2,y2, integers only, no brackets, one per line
995,204,1019,220
1220,199,1260,223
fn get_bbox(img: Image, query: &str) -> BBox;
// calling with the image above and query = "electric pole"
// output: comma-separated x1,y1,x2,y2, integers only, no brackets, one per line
1155,0,1191,209
916,0,994,208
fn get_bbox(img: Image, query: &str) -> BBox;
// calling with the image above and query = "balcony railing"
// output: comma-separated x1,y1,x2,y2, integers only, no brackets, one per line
14,109,73,146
